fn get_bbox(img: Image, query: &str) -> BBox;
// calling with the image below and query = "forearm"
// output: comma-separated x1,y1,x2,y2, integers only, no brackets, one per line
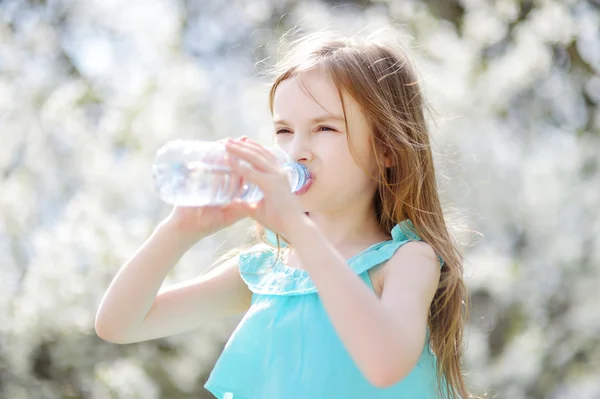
286,217,420,384
95,221,200,341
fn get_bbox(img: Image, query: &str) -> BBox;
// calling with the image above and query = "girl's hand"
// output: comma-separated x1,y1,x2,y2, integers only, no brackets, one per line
224,138,306,237
163,202,251,241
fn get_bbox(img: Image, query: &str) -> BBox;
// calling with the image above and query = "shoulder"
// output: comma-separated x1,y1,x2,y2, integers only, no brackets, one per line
386,240,439,275
370,241,440,296
395,240,438,262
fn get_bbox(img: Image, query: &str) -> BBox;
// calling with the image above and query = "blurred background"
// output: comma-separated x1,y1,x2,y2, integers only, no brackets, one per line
1,0,599,398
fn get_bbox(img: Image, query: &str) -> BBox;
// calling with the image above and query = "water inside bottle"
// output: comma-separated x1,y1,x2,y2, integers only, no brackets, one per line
153,160,244,206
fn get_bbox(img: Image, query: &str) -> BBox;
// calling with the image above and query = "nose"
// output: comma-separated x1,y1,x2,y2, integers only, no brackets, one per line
288,134,314,164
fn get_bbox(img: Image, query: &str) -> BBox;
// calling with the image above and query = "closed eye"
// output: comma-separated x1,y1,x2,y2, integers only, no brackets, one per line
317,126,336,132
276,126,337,134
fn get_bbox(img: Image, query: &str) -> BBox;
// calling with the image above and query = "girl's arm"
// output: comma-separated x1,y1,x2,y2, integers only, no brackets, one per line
286,215,440,388
95,221,252,344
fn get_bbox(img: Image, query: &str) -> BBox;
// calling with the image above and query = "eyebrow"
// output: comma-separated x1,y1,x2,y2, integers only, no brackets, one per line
273,114,345,125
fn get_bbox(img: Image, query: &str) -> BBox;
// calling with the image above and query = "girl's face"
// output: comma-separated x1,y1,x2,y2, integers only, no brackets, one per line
273,69,379,214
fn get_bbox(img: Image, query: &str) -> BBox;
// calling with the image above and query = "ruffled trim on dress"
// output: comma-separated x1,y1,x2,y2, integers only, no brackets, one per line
239,220,442,296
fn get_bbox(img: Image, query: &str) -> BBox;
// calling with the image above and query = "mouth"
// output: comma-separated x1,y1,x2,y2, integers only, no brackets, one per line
294,175,313,196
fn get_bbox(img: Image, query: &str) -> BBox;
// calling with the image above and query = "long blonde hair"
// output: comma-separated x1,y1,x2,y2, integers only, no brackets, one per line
258,33,470,398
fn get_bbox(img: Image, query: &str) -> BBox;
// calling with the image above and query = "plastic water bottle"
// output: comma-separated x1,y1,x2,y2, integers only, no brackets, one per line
152,140,311,206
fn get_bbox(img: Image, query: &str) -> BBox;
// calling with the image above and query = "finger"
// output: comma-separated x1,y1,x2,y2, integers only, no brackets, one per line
228,138,275,160
239,139,277,162
227,155,267,187
225,141,275,172
217,136,246,145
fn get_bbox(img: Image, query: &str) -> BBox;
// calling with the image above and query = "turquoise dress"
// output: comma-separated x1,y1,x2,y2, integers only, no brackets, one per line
205,220,443,399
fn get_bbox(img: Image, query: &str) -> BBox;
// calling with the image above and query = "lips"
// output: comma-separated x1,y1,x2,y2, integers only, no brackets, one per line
295,174,314,195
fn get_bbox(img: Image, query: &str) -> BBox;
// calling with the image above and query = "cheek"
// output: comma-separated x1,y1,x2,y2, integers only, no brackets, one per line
345,142,377,176
316,135,375,181
328,151,374,186
275,134,291,148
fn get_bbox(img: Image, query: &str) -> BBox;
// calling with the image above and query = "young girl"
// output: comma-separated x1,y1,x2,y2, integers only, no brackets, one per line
96,33,471,399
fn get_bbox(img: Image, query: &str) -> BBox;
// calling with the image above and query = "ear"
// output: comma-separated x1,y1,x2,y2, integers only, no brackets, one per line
375,142,394,168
